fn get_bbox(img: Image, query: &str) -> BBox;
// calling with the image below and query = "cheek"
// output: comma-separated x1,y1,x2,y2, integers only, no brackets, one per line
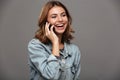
64,17,68,23
65,20,68,25
47,18,55,24
47,19,55,24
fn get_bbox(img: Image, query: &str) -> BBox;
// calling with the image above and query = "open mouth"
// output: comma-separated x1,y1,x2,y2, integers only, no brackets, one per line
55,24,64,30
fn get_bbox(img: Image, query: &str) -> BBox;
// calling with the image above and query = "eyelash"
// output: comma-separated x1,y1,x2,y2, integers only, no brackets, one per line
51,16,56,18
51,14,66,18
62,14,66,17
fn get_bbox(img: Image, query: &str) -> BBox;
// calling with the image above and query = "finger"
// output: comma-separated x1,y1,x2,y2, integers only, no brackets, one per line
45,22,49,31
45,22,50,35
50,25,54,33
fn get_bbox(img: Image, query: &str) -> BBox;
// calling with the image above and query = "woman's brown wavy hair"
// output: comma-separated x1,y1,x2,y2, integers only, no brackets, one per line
35,0,74,44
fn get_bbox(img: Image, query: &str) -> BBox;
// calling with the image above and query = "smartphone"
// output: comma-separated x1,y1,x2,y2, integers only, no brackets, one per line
49,24,52,30
48,23,55,32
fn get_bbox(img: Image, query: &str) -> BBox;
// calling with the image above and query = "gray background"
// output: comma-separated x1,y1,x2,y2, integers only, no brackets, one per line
0,0,120,80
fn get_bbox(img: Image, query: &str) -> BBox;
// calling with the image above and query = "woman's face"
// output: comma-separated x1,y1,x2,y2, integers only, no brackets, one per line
47,6,68,34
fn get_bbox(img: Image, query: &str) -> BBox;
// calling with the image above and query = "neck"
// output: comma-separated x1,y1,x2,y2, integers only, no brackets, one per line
57,34,62,44
57,34,64,49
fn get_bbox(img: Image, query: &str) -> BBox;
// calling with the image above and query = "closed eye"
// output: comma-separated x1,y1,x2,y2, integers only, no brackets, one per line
50,14,57,18
51,16,56,18
62,14,66,17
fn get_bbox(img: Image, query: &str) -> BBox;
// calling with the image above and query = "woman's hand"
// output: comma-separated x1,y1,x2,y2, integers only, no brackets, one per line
45,22,58,44
45,22,60,56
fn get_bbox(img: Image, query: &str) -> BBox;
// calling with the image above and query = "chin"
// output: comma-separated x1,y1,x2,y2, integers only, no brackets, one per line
55,30,65,35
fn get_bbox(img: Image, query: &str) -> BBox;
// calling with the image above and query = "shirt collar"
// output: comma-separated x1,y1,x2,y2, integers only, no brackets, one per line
64,42,72,57
47,42,72,58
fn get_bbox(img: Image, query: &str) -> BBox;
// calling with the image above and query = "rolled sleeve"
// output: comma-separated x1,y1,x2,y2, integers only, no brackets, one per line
28,39,61,79
47,54,58,62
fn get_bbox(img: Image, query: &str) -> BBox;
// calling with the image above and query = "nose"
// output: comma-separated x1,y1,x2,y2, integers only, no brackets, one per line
58,16,63,21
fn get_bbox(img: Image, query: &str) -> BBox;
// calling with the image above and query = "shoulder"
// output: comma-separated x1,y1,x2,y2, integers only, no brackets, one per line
28,38,45,49
66,43,81,55
67,43,80,51
28,38,41,45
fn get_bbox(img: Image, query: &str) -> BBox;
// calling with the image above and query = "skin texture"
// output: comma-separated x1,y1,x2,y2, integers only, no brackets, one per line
45,6,68,56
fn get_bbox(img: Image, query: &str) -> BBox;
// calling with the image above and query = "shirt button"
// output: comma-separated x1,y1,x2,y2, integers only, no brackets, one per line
62,59,65,64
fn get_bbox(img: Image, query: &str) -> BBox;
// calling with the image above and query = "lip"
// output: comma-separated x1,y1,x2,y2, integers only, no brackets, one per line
55,25,64,29
52,22,67,31
54,24,65,30
55,23,64,26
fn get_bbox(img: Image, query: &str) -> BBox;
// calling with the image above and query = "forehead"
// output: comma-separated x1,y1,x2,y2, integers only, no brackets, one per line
48,6,66,15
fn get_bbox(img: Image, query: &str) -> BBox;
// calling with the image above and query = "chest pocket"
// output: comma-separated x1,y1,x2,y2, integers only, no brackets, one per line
71,65,76,74
60,63,76,80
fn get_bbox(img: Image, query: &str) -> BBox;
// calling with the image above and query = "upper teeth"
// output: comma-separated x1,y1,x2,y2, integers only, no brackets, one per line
57,24,63,26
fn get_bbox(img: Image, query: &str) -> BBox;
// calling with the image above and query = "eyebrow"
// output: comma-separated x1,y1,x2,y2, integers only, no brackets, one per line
50,12,66,16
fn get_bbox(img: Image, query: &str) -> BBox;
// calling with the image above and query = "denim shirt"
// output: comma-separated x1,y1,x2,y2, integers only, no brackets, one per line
28,38,81,80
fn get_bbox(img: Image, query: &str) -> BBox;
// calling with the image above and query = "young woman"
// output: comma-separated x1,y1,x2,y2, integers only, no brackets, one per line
28,0,81,80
